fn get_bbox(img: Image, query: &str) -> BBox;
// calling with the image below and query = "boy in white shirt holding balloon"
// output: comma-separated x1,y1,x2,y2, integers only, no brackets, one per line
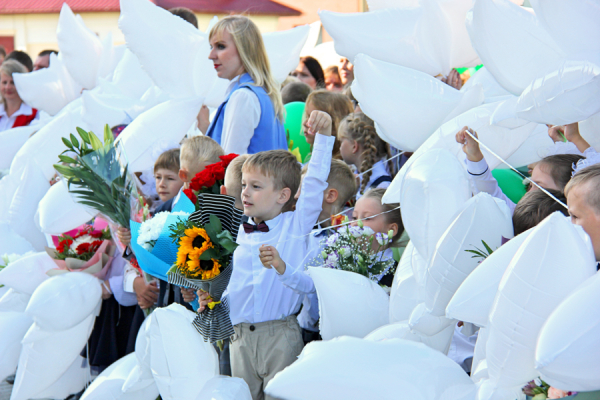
195,110,334,399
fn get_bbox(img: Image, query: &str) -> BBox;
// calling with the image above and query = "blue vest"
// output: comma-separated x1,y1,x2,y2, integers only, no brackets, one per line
206,73,287,154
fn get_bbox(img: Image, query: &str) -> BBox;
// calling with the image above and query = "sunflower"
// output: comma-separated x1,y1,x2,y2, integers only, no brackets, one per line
176,227,214,275
201,259,221,280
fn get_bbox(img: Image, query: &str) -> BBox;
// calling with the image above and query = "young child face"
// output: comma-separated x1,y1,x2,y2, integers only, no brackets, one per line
241,168,288,223
155,168,183,202
351,196,397,251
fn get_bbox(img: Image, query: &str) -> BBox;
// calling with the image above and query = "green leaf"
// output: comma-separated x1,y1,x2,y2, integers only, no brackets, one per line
77,127,90,144
61,137,73,149
199,248,218,261
219,238,238,253
482,240,494,255
70,133,80,149
54,164,74,176
58,155,77,164
103,124,114,145
209,214,222,233
167,265,178,274
88,130,103,151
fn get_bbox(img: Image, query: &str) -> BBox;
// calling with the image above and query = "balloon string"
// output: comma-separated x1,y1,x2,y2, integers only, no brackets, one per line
465,129,569,210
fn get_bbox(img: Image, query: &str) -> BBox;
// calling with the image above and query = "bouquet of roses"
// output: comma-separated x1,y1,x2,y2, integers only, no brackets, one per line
45,225,116,280
182,154,238,208
319,218,395,283
53,125,142,251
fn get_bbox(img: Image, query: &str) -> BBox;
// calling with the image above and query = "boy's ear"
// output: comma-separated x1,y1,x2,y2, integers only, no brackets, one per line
325,188,339,205
277,187,292,205
220,185,227,196
178,168,188,182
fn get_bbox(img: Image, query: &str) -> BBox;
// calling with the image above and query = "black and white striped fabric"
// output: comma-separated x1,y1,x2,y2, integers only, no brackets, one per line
168,193,243,343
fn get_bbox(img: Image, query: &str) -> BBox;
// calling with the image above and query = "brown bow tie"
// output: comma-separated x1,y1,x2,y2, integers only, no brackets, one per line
243,221,269,234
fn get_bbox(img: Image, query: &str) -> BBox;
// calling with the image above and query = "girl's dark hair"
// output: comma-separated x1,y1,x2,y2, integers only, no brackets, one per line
362,188,404,246
300,56,325,88
537,154,585,190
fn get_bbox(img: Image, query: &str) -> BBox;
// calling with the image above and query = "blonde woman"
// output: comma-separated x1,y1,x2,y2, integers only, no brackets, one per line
198,16,287,154
0,60,38,132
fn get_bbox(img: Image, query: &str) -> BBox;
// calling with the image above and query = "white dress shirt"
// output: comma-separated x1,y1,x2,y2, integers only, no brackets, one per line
0,102,38,132
226,134,335,325
220,75,261,155
465,158,516,215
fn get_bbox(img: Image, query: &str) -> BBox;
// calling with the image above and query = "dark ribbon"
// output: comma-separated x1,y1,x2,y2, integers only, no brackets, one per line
242,222,270,234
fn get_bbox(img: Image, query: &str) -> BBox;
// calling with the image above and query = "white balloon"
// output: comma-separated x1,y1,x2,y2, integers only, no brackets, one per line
535,271,600,391
383,102,541,203
352,53,483,152
13,53,83,116
515,61,600,126
389,242,422,323
26,272,102,332
308,267,389,341
265,337,476,400
499,123,553,168
472,327,490,382
399,148,470,261
0,289,31,313
0,223,34,256
110,50,154,99
81,353,159,400
115,97,203,173
411,194,513,336
304,41,341,71
466,0,564,95
579,112,600,152
119,0,206,99
80,90,132,137
263,25,310,84
365,321,457,355
446,230,532,327
0,123,47,170
0,252,55,295
149,304,219,400
38,180,97,235
34,356,89,400
0,312,33,382
195,376,252,400
530,0,600,63
479,213,597,400
56,3,104,90
11,314,96,400
122,316,154,392
96,34,127,82
461,67,513,104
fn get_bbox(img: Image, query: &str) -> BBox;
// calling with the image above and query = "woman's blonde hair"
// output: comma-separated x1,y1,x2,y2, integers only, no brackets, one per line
209,16,284,121
339,113,393,194
0,60,26,108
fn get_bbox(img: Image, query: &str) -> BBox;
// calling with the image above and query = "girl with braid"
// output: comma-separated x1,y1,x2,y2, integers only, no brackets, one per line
338,113,395,199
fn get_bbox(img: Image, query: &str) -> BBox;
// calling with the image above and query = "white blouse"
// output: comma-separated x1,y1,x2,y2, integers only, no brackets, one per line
220,75,261,155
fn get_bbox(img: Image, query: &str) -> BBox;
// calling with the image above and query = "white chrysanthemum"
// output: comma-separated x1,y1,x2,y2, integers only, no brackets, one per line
137,211,189,249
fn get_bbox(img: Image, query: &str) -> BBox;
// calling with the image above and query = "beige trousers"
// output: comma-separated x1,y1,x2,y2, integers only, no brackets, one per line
230,315,304,400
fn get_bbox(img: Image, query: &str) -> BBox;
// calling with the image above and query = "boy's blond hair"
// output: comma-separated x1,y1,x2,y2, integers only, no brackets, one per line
224,154,249,202
180,136,224,172
242,150,301,210
154,149,180,174
301,159,356,208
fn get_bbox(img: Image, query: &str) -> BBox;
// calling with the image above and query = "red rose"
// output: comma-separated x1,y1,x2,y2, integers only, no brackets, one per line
183,188,197,204
219,153,238,168
206,163,225,181
190,168,216,191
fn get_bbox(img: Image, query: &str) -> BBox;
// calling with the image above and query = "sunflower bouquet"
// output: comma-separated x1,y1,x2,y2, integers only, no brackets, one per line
168,193,243,343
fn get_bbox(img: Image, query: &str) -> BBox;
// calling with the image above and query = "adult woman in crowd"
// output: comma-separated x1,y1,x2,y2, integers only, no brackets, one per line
291,56,325,89
197,16,287,154
0,60,38,132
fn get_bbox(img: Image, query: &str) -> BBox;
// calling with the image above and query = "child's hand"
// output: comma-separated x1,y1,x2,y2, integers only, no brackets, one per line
133,277,159,309
456,126,484,162
196,290,212,312
548,125,566,143
441,68,463,90
197,105,210,134
181,288,197,303
306,110,332,137
259,245,286,275
564,122,590,152
117,227,131,247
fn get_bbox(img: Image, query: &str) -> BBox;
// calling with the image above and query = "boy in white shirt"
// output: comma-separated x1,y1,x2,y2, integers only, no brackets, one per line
196,110,334,399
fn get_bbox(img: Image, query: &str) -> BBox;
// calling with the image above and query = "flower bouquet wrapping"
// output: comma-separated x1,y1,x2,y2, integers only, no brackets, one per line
318,219,396,284
53,125,143,252
45,225,116,280
129,211,190,282
168,193,243,342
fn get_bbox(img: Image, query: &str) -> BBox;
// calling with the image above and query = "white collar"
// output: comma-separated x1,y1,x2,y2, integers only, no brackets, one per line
225,74,244,96
250,212,283,230
0,102,33,119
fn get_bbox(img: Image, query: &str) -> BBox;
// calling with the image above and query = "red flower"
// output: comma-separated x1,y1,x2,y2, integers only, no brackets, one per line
219,153,238,168
76,243,91,255
89,231,103,239
57,239,73,254
206,162,225,181
90,240,103,252
190,168,216,191
183,188,197,204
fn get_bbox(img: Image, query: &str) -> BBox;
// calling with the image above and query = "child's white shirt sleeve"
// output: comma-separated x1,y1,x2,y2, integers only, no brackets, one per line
275,261,315,295
123,262,140,293
465,158,516,215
